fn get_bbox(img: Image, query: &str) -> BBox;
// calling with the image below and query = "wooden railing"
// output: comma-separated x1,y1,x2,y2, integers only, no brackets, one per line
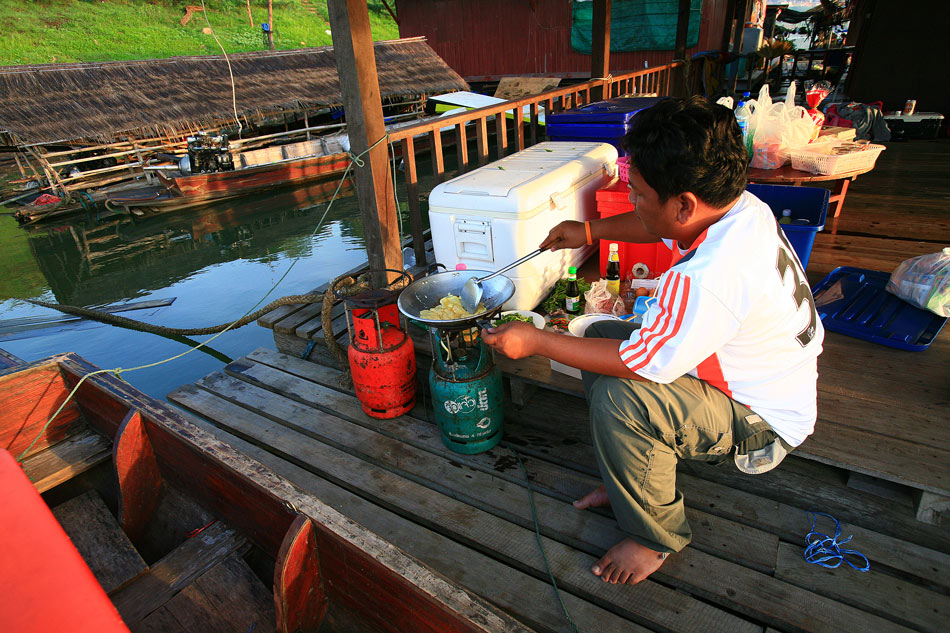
387,62,683,266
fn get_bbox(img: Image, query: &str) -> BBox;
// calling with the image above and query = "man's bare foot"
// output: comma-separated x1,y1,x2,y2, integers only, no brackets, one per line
573,484,611,510
591,538,669,585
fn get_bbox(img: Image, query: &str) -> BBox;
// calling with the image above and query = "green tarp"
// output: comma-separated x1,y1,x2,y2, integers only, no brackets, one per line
571,0,703,53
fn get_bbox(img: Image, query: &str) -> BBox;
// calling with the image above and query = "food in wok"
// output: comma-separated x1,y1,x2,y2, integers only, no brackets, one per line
418,294,486,321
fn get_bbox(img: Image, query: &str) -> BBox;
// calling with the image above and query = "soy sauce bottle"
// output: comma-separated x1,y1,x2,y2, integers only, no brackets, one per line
606,243,621,296
565,266,581,315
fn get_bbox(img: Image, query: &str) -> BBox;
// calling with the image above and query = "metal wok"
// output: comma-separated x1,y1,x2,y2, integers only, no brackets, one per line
398,269,515,329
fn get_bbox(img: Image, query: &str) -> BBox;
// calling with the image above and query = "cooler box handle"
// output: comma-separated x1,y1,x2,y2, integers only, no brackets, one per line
454,218,494,263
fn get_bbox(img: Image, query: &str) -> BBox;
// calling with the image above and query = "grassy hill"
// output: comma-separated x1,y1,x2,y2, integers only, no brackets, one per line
0,0,399,65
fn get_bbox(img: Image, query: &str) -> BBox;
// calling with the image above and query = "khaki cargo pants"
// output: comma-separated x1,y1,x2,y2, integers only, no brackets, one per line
582,320,792,554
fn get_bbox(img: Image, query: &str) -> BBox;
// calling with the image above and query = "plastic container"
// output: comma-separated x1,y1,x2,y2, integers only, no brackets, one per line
811,267,947,350
746,184,828,269
546,97,663,154
428,141,617,311
789,143,886,175
595,179,673,278
616,156,630,183
884,112,945,140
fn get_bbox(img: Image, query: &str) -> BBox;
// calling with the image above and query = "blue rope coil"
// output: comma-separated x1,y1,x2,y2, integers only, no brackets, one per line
803,511,870,572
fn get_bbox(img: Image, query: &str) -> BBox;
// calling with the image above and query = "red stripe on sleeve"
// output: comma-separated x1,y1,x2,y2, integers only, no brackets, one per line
619,273,678,360
627,275,691,372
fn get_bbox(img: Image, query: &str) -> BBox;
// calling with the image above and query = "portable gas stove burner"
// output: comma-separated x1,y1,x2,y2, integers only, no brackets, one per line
397,268,515,454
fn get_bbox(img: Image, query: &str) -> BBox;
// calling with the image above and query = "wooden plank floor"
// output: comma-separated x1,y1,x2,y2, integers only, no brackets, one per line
232,138,949,631
169,346,949,633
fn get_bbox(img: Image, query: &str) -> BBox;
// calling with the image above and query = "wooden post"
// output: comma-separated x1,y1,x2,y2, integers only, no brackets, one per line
728,0,750,96
267,0,275,51
590,0,611,102
327,0,402,281
246,0,254,27
673,0,691,97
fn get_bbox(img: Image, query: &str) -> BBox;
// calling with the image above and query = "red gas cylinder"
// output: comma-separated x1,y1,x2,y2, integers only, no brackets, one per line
343,285,416,419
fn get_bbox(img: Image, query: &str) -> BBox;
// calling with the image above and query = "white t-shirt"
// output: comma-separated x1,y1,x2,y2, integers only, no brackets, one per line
619,191,824,446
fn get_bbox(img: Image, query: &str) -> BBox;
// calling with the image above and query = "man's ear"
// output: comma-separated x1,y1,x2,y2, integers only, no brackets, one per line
675,192,699,224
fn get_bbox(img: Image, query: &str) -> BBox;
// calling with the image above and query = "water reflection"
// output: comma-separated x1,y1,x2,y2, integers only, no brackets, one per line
20,178,357,307
0,177,372,400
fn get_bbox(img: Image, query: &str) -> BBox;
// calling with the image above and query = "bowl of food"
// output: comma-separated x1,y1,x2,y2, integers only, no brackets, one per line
494,310,545,329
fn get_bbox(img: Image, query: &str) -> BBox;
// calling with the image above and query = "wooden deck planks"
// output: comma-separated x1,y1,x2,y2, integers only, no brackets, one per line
167,348,943,633
230,351,780,574
168,387,674,633
181,370,760,633
243,348,950,589
773,542,949,633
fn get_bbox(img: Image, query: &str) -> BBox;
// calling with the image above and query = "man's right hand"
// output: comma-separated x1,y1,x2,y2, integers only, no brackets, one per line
540,220,589,251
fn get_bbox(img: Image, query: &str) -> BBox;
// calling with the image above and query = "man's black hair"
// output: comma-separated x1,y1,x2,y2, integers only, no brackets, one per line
621,96,748,208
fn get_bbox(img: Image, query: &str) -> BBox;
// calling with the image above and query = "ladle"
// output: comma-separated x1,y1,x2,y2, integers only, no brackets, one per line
459,248,546,313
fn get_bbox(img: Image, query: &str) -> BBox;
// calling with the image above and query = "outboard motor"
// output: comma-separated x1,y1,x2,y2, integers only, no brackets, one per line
186,132,234,173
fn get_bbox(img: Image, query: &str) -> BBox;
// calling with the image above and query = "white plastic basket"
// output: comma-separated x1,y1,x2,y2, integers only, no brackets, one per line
789,143,886,175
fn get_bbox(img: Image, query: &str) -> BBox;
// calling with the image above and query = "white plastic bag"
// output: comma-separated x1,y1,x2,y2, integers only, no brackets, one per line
749,82,818,169
583,280,625,316
886,248,950,317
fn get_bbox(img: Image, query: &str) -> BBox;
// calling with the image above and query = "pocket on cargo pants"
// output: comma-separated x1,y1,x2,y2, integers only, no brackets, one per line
663,424,734,464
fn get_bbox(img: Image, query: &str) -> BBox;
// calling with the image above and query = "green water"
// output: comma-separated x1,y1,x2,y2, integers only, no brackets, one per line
0,180,394,401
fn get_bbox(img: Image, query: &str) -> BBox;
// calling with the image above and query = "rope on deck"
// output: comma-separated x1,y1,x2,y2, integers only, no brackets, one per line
26,294,324,336
804,511,870,572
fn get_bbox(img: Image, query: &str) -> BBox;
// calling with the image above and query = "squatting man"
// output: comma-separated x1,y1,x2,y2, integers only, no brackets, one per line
482,97,823,585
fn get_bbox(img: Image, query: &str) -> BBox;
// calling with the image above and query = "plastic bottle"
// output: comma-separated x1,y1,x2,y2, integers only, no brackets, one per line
779,209,793,225
606,243,621,296
565,267,581,315
735,92,754,160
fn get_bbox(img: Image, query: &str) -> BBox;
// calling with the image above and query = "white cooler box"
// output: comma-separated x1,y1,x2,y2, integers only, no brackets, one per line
428,141,618,310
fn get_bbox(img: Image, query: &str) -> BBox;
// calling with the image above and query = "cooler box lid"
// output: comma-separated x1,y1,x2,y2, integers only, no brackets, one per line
546,97,664,125
429,141,617,216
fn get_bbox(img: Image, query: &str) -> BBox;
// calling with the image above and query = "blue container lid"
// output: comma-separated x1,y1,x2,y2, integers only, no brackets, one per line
547,97,664,125
811,267,947,351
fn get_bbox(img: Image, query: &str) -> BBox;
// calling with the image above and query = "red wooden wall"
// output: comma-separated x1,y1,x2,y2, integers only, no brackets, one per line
394,0,730,80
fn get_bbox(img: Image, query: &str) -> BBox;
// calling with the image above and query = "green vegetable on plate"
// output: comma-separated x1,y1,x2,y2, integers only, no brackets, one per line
493,313,534,325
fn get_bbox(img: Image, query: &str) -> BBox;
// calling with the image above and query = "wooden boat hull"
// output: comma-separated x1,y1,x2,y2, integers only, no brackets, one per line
168,152,350,198
106,151,351,216
1,352,528,633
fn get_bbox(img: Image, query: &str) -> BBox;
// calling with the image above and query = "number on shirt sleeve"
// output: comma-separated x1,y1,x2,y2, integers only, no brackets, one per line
775,226,819,347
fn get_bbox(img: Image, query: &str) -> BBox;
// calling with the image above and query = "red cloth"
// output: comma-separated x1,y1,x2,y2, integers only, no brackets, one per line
0,449,130,633
33,193,62,206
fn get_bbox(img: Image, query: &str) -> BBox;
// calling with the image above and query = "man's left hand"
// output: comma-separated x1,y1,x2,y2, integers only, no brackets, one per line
480,322,538,359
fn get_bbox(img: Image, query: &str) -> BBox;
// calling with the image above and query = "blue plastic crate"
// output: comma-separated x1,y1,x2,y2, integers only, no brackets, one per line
547,123,629,152
811,267,947,350
746,183,828,270
547,97,664,124
547,97,664,155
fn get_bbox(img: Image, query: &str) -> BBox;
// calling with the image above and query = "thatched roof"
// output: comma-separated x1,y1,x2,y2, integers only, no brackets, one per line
0,37,468,145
